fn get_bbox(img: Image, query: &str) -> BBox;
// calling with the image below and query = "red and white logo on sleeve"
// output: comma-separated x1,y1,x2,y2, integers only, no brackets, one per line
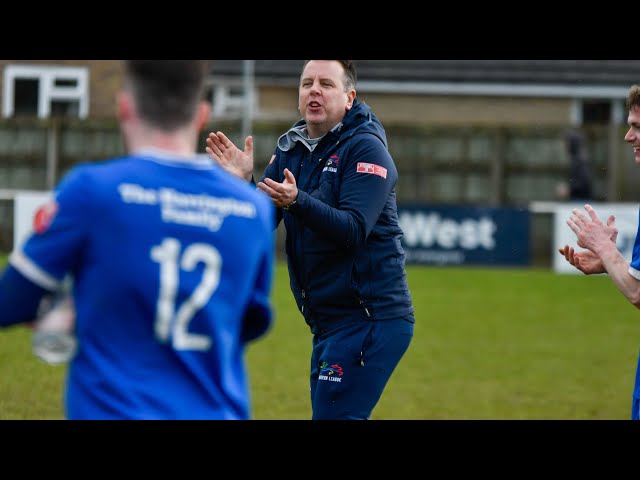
33,200,59,234
356,162,387,179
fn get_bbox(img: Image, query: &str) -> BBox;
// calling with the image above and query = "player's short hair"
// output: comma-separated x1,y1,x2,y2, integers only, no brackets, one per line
626,84,640,112
124,60,209,131
301,60,357,93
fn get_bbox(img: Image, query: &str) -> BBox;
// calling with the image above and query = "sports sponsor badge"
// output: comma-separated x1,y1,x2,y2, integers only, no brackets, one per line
356,162,387,179
33,199,59,234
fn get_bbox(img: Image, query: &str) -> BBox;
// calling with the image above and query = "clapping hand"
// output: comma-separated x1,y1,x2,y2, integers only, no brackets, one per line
206,131,255,181
558,205,617,275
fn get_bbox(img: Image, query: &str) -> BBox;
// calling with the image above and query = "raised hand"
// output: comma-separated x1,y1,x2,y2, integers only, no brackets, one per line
559,206,618,275
567,205,618,252
206,131,255,181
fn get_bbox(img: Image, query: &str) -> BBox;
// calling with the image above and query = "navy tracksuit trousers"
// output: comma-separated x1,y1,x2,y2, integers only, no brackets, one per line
309,314,414,420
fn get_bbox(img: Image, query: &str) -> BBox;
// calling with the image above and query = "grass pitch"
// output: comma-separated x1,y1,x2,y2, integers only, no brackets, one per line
0,260,637,419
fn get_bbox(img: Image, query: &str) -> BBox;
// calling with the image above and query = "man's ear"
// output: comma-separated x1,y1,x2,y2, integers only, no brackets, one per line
116,91,133,123
346,89,357,111
195,101,212,131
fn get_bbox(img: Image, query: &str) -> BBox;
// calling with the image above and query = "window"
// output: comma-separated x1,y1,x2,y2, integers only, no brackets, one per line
2,64,89,119
204,80,257,118
582,100,611,125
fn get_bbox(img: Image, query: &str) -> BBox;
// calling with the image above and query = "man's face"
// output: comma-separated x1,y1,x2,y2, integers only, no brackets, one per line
298,60,355,138
624,106,640,164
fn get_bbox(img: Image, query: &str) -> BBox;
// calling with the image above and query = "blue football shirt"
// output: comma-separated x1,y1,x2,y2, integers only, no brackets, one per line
8,149,275,419
627,208,640,417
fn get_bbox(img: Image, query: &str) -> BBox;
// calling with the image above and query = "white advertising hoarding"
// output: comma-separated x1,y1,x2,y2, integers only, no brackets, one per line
13,190,52,251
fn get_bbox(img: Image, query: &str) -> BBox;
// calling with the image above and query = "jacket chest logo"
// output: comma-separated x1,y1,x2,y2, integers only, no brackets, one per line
322,155,340,174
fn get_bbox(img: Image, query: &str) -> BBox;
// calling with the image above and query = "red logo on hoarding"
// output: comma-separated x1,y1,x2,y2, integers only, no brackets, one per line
356,162,387,179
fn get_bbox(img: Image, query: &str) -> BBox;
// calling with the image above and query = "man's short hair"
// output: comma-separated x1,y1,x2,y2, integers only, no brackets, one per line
627,84,640,112
302,60,357,92
125,60,209,131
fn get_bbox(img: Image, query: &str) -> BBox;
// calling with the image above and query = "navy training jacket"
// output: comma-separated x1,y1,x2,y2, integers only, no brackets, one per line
262,99,414,332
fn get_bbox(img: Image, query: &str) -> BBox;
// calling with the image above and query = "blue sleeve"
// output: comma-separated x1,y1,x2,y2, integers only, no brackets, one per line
0,264,49,327
26,167,92,281
240,244,274,343
0,165,91,328
240,197,275,343
630,209,640,275
291,134,397,248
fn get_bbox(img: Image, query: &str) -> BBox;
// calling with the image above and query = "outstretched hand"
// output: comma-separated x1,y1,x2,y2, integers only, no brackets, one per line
206,131,254,181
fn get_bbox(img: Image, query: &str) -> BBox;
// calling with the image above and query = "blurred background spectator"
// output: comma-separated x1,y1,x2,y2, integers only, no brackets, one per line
565,128,594,201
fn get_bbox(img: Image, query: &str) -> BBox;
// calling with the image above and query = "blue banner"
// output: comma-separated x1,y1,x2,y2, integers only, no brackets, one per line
398,204,530,266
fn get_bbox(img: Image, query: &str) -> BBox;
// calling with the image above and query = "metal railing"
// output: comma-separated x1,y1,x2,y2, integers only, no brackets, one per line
0,118,637,260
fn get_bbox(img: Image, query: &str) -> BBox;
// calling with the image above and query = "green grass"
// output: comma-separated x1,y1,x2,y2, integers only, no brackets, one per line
0,259,638,419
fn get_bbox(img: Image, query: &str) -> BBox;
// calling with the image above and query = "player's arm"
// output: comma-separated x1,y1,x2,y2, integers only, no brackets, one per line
1,168,89,328
594,242,640,308
240,250,273,343
568,204,640,308
285,136,396,248
0,264,50,327
240,201,275,343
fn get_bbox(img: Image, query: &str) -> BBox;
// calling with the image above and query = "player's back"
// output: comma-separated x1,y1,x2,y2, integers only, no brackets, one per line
19,150,275,419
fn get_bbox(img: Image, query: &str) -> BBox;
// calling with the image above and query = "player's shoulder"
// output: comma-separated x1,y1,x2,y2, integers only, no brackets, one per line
213,169,267,203
58,156,141,198
214,174,274,231
236,178,274,217
343,132,395,170
204,167,271,213
65,154,132,176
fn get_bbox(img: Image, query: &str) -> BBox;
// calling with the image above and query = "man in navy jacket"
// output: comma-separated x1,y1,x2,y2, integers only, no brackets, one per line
207,60,415,419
